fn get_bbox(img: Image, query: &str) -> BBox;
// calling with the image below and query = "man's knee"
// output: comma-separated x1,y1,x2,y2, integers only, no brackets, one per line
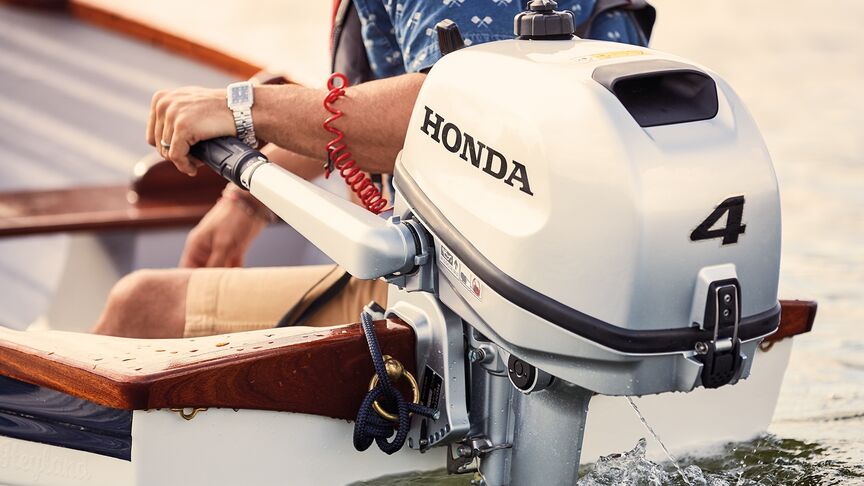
108,269,158,309
93,269,190,338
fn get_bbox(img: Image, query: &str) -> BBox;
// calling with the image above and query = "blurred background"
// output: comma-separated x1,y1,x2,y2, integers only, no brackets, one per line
0,0,861,483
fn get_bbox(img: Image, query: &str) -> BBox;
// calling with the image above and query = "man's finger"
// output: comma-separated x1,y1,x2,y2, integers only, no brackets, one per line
168,138,197,176
205,246,229,268
161,111,175,163
145,90,163,146
179,234,206,267
152,97,171,157
178,247,197,268
180,247,210,269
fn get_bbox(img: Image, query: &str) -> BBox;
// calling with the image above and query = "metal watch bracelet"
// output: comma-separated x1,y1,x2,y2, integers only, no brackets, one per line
232,108,257,148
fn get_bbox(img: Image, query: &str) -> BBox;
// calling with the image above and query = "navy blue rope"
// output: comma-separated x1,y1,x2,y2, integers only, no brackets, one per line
353,312,438,454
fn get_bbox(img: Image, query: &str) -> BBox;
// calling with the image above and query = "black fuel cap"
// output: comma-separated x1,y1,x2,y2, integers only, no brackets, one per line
514,0,576,40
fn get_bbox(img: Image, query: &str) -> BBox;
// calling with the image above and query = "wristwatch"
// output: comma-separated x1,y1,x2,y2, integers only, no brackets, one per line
226,81,257,147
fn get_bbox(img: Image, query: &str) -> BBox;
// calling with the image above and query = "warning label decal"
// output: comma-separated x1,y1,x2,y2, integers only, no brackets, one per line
439,244,483,301
420,366,442,411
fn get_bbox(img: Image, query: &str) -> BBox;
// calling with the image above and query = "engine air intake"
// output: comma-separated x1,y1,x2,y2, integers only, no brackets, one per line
593,59,719,127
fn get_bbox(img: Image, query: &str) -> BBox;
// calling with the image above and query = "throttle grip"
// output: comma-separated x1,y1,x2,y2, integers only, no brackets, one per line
189,137,268,189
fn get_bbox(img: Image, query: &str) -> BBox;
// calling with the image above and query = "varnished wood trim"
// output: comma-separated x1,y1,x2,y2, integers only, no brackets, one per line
131,154,226,200
0,184,216,237
66,1,262,78
0,321,416,420
0,342,142,410
761,299,817,347
0,0,68,9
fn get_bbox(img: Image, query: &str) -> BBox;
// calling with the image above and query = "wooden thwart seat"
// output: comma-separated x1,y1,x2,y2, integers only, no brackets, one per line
0,320,415,420
0,156,225,237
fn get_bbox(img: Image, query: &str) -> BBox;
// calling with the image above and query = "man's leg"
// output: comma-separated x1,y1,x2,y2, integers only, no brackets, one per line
302,276,389,327
91,269,192,338
182,265,350,337
90,264,389,339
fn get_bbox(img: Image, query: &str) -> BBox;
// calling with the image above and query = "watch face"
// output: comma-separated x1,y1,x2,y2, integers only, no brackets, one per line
230,84,252,105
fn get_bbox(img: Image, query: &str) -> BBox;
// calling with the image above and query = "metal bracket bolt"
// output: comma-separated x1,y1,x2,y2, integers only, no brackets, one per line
468,348,486,363
447,436,512,475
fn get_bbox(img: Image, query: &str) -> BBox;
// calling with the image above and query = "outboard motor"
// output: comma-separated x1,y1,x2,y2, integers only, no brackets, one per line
192,2,781,484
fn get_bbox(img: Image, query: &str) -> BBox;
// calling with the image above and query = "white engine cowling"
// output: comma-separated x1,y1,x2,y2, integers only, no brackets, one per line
393,38,781,396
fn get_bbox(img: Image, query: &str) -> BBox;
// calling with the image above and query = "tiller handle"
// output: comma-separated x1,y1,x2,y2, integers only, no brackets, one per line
189,137,421,280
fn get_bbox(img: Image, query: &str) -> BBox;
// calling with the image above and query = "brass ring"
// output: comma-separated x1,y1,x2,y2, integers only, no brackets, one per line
170,407,207,421
369,370,421,422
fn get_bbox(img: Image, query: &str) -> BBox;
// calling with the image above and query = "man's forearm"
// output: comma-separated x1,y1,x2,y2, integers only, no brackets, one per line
252,73,426,175
147,73,425,177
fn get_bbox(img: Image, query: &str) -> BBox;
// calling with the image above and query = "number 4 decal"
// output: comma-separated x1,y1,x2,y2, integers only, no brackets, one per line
690,196,746,245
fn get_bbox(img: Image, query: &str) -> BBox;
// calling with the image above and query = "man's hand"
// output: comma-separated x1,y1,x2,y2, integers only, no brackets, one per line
179,191,269,268
147,86,235,176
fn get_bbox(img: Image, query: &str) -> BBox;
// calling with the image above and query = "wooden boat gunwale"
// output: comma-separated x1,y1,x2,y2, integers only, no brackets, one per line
0,319,416,419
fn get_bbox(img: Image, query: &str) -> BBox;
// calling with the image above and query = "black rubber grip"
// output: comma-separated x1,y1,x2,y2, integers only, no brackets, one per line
189,137,267,189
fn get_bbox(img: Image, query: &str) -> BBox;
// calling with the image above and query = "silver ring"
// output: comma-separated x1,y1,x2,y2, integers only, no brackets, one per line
160,139,171,150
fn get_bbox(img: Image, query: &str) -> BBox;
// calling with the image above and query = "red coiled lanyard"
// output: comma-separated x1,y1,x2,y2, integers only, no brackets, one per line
322,73,389,214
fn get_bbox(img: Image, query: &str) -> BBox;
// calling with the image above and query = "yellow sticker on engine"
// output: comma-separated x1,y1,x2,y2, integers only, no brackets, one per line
592,50,647,60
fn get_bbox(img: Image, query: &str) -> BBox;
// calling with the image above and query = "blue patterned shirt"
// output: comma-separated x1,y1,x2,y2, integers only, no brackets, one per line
352,0,648,79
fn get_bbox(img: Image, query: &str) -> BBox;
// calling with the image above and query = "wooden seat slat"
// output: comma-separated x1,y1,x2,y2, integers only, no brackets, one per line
0,157,226,237
0,185,217,237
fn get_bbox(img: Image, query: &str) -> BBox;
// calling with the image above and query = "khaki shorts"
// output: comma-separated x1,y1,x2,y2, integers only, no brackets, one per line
183,265,388,338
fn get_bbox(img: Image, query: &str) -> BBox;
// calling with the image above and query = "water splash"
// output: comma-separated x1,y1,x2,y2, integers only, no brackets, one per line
576,438,667,486
577,438,728,486
626,397,692,485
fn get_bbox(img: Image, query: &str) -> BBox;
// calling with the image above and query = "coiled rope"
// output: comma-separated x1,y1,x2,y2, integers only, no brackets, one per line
353,312,438,454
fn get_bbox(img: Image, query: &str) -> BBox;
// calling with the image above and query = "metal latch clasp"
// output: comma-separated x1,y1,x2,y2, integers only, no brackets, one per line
696,282,744,388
